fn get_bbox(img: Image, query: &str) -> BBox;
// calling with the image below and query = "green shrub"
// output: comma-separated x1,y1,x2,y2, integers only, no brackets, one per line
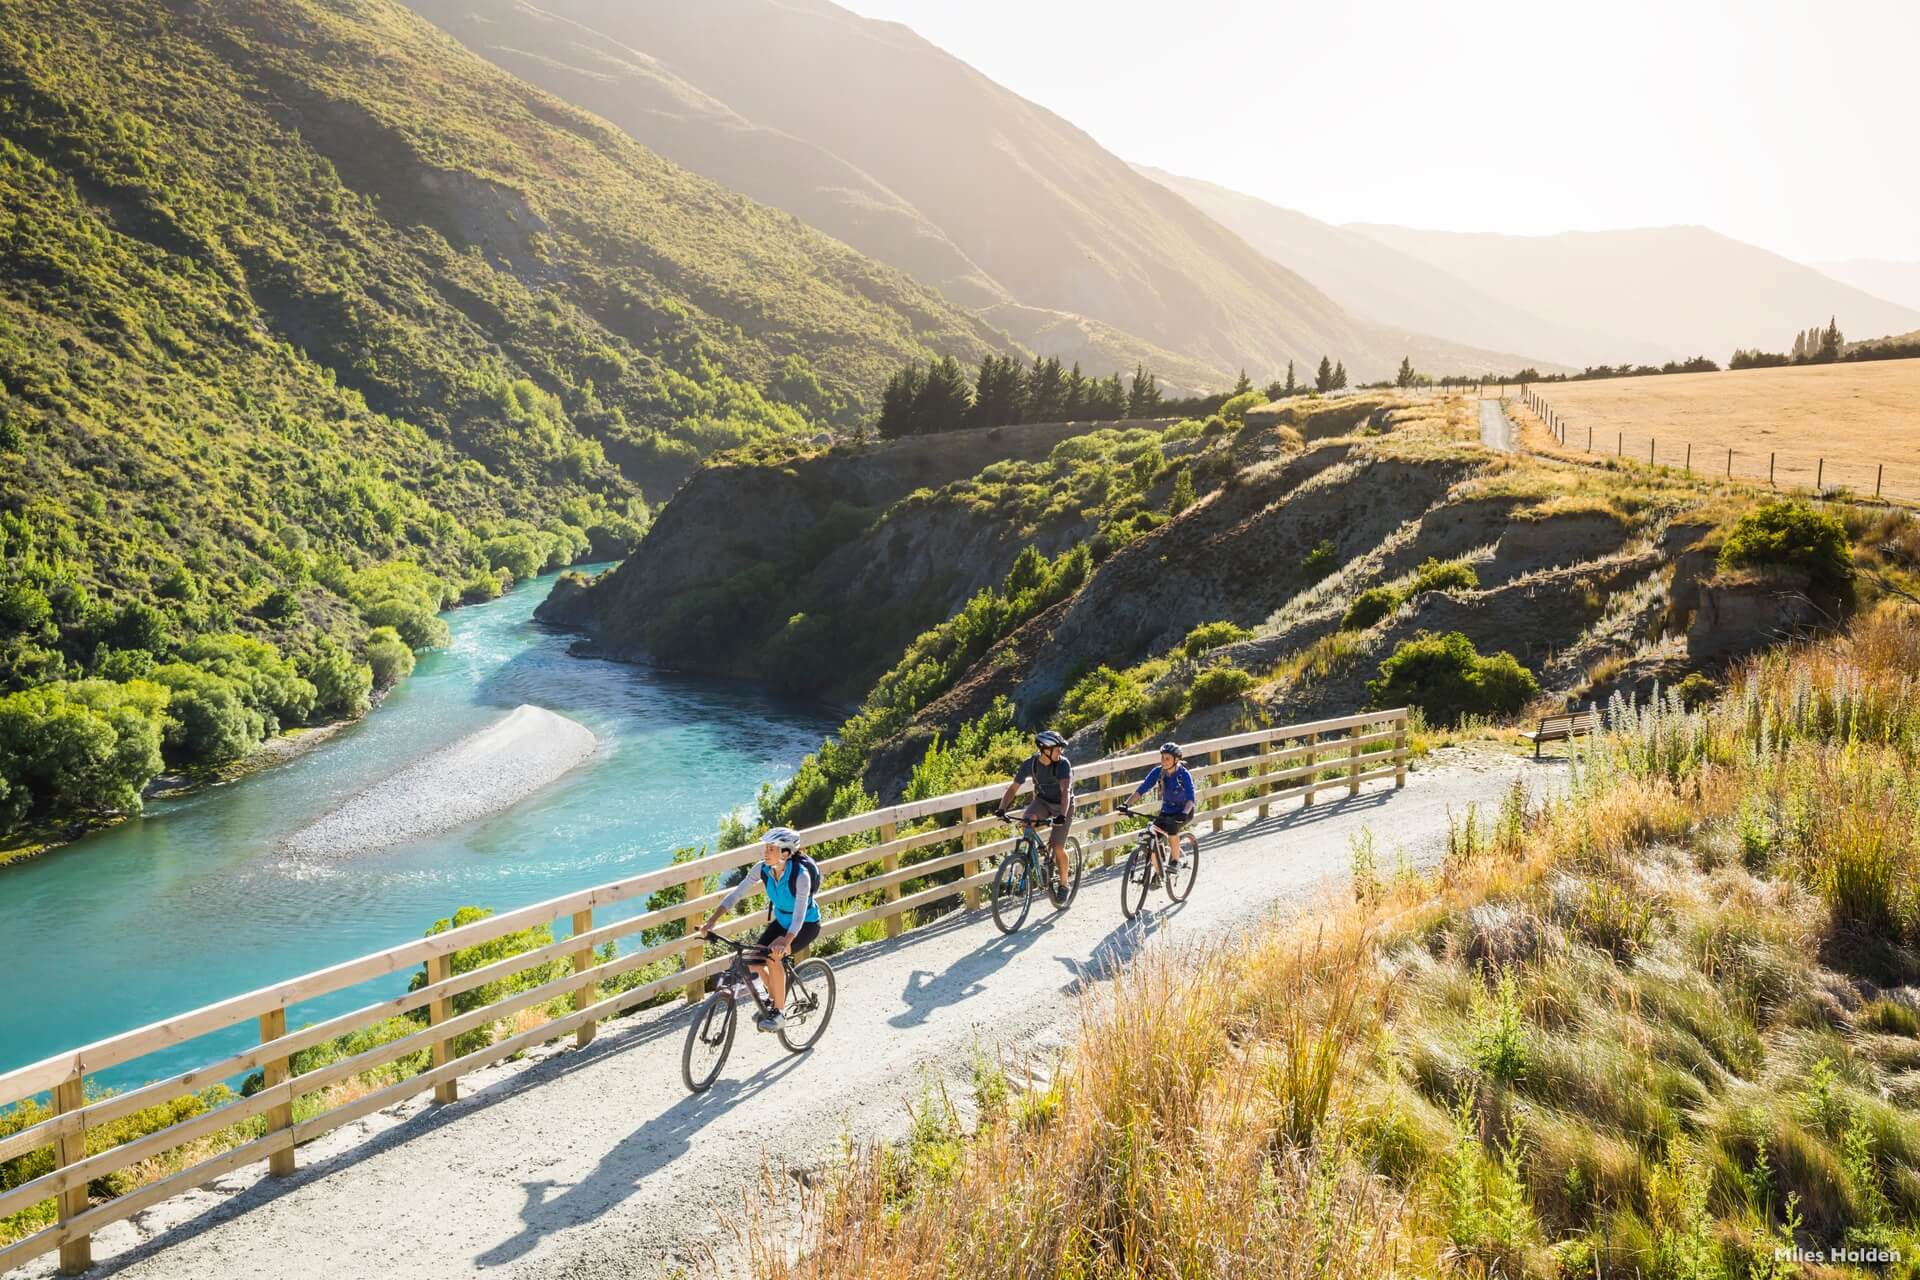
1301,539,1339,581
1718,499,1853,601
1367,631,1539,726
406,906,565,1058
1181,620,1251,658
1219,391,1263,423
1674,672,1718,711
1168,468,1196,515
1342,586,1400,631
1408,557,1478,595
0,680,168,817
305,641,373,720
151,665,263,763
365,626,415,690
1189,664,1254,711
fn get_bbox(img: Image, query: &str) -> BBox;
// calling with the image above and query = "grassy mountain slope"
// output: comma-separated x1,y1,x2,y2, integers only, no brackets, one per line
406,0,1536,385
1351,224,1920,367
0,0,1007,846
1140,166,1603,370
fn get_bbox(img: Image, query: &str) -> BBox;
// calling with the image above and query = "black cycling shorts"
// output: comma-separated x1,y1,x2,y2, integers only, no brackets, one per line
1151,814,1189,836
756,919,821,952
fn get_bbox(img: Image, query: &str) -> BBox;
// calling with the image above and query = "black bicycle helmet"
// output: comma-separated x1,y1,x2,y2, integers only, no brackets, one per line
1034,730,1066,750
1159,741,1184,759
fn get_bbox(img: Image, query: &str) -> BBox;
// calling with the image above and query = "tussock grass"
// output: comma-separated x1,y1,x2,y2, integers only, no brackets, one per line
754,604,1920,1278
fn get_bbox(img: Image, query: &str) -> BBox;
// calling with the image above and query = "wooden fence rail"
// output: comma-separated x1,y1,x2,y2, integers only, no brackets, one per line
0,708,1409,1274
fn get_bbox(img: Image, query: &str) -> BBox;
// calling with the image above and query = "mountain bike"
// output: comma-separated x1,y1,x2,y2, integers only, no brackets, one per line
1117,804,1199,920
681,931,836,1094
986,811,1084,934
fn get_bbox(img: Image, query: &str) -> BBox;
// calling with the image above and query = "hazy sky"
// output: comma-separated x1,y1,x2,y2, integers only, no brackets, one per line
834,0,1917,265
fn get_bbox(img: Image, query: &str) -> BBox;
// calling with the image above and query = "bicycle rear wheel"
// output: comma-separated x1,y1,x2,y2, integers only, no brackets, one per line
1050,835,1085,911
1120,842,1150,920
778,958,837,1052
682,991,737,1093
991,847,1034,934
1165,832,1200,903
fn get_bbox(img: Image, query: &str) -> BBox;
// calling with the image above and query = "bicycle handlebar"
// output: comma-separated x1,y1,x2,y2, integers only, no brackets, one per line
696,927,771,959
993,809,1067,825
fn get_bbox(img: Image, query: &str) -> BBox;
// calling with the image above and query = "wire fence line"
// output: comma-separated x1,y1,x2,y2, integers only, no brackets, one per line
1518,385,1919,506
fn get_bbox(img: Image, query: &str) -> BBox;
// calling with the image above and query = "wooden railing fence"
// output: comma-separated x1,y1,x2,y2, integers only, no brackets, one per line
0,708,1409,1274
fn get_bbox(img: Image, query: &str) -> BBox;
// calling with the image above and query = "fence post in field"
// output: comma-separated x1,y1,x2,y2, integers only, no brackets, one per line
1877,464,1884,499
1649,439,1655,466
570,907,597,1047
1617,431,1623,457
1817,458,1824,491
1394,713,1408,788
259,1008,295,1176
1769,452,1775,486
1586,424,1593,452
1685,442,1692,472
427,952,457,1104
681,876,706,1003
1209,748,1225,832
961,802,982,909
1097,772,1116,867
1727,448,1734,479
1347,724,1363,797
52,1075,91,1274
880,821,901,938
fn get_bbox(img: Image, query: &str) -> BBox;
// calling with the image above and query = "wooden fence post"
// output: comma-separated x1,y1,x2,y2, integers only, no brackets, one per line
1304,733,1320,807
1685,442,1691,472
1257,732,1275,820
1727,448,1733,479
1769,452,1775,486
1347,724,1364,797
961,802,982,909
1097,772,1116,867
1648,438,1655,466
1616,431,1623,457
681,877,706,1004
570,907,597,1047
427,952,457,1104
1876,464,1883,499
880,821,901,939
259,1009,295,1177
1394,713,1409,789
1817,457,1824,491
52,1076,92,1274
1209,748,1224,832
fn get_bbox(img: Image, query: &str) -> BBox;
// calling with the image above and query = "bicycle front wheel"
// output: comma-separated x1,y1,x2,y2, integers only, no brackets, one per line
991,848,1034,934
779,958,837,1053
1165,832,1200,903
1120,842,1150,920
682,991,737,1093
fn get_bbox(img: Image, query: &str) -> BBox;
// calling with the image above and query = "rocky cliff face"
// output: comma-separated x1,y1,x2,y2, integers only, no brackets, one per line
537,418,1147,695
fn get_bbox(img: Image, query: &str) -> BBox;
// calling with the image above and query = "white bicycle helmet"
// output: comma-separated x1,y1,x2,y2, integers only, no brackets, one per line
762,826,803,852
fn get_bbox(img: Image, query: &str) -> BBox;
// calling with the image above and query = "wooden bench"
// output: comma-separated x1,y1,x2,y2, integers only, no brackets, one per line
1520,710,1597,756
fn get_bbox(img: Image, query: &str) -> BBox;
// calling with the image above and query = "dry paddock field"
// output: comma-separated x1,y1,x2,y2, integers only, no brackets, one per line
1528,358,1920,503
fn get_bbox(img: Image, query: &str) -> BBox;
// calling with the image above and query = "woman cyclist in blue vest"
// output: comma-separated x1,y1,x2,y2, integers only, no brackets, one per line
697,826,821,1032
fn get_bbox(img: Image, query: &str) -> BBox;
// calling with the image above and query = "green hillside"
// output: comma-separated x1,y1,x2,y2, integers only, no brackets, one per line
0,0,1004,848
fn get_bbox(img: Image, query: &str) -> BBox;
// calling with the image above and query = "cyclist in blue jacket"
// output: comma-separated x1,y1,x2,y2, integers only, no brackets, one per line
697,826,821,1032
1129,742,1196,877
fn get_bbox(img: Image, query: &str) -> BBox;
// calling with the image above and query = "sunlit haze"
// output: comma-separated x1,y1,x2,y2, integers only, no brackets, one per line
833,0,1918,264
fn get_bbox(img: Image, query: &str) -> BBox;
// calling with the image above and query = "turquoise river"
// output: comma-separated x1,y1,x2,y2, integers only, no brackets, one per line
0,568,839,1094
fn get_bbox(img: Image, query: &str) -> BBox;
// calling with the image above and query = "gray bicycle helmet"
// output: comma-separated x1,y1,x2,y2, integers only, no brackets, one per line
762,826,803,852
1159,741,1184,759
1034,730,1066,750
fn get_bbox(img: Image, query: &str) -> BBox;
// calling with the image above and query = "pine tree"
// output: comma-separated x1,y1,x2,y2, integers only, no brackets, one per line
1232,368,1253,397
1315,355,1334,393
913,356,973,434
1821,315,1843,359
1063,361,1087,419
1395,356,1415,388
1027,356,1067,421
1168,467,1196,515
878,362,926,438
1264,378,1285,401
1284,360,1296,395
1092,372,1127,418
1791,331,1806,361
1126,364,1161,418
1332,361,1348,390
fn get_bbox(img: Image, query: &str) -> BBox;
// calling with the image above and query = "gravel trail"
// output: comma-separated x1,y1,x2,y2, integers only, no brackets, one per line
1479,396,1519,453
27,747,1562,1280
281,705,596,857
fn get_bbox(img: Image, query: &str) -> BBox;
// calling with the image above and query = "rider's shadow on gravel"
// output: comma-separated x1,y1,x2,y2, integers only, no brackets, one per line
889,915,1050,1028
474,1051,809,1268
1056,909,1179,994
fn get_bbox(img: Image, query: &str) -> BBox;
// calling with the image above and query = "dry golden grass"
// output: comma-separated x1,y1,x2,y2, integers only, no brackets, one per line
1532,360,1920,503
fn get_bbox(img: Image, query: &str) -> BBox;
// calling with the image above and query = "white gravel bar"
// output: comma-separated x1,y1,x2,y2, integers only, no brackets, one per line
281,704,596,857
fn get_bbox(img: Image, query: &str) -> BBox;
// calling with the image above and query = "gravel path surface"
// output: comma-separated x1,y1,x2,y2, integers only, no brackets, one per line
280,705,596,858
29,747,1562,1280
1479,396,1519,453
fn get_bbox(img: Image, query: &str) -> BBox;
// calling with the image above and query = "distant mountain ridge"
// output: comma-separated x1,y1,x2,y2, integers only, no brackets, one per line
1345,224,1920,366
405,0,1542,385
1817,259,1920,315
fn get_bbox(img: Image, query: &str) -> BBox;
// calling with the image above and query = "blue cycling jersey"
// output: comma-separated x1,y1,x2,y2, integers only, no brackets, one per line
1133,764,1196,816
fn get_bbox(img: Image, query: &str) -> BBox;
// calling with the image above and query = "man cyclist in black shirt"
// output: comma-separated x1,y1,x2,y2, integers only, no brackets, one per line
996,730,1074,906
